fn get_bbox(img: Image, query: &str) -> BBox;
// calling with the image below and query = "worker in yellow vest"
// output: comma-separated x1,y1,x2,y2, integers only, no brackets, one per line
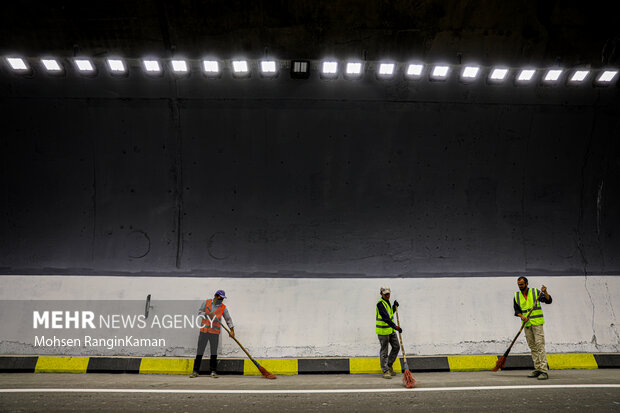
376,286,402,379
514,276,552,380
190,290,235,378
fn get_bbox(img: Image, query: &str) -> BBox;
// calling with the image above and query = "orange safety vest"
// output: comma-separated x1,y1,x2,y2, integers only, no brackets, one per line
200,299,226,334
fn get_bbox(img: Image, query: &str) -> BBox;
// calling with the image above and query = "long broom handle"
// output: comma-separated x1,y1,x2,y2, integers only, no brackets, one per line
394,308,408,366
219,324,260,365
503,291,543,355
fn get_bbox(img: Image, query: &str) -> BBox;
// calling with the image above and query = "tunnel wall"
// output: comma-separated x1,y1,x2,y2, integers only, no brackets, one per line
1,275,619,357
1,66,619,356
1,69,619,277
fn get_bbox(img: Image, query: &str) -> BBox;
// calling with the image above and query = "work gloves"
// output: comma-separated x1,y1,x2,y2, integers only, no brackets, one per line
393,300,399,308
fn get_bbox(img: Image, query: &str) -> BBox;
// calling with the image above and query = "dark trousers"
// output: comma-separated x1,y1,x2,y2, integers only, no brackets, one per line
192,331,220,373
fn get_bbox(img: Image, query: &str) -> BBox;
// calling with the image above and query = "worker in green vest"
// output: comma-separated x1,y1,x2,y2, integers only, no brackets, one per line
514,276,552,380
376,286,402,379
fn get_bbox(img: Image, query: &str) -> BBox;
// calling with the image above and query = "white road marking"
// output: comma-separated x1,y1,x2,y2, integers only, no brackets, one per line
1,384,619,394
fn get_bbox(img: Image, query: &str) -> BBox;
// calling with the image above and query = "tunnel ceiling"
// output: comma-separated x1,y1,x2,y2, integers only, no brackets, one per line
2,1,620,67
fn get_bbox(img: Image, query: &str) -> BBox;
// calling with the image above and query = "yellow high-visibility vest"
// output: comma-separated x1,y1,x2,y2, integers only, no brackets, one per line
515,288,545,327
376,298,395,335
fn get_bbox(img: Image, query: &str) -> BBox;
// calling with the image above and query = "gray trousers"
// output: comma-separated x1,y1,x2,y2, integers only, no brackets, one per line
378,333,400,373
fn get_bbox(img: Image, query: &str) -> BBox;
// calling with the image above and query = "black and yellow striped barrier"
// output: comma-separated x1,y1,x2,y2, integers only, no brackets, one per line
0,354,617,375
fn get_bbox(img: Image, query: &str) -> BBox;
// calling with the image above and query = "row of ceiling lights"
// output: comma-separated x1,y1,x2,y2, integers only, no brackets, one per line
3,56,619,85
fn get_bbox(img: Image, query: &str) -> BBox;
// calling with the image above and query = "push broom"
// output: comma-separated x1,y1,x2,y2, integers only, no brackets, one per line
394,307,416,388
492,291,542,372
221,324,276,379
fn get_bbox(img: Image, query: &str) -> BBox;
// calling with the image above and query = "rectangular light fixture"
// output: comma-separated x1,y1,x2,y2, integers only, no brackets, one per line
543,69,563,82
41,59,62,72
378,63,395,76
569,70,589,82
143,59,161,72
106,59,126,73
406,63,424,78
74,59,95,72
461,66,480,79
6,57,28,71
489,68,508,81
516,69,536,82
345,62,362,75
597,70,618,83
430,65,450,80
232,60,249,73
322,61,338,75
202,60,220,73
290,60,310,79
260,60,277,74
171,59,188,73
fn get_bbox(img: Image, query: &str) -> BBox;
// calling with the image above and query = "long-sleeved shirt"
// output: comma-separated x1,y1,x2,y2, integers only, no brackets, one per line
198,298,234,329
514,288,552,316
377,300,398,329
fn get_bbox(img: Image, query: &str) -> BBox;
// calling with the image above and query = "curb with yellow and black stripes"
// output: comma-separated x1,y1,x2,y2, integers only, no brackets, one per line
1,354,618,375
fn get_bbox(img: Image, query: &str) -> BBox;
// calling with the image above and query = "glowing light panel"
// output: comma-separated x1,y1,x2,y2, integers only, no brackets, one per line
7,57,28,70
489,68,508,80
202,60,219,73
171,60,188,72
232,60,249,73
598,70,618,82
406,64,424,76
74,59,95,72
107,59,125,72
378,63,395,75
260,60,277,73
517,69,536,81
42,59,62,72
544,69,563,81
143,60,161,72
322,61,338,74
462,66,480,79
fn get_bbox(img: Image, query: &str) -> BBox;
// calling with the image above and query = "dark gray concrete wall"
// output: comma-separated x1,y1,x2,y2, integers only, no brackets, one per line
1,70,619,277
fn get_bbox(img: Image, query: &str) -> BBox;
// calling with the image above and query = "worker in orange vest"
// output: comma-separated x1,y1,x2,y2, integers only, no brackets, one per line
189,290,235,378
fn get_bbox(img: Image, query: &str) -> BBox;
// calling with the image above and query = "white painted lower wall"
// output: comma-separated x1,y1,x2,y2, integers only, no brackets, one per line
1,275,618,357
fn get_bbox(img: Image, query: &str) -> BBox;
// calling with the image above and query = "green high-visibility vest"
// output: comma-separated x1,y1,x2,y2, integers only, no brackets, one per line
515,288,545,327
376,298,395,335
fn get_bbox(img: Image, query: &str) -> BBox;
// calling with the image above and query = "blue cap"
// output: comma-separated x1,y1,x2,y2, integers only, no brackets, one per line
215,290,226,299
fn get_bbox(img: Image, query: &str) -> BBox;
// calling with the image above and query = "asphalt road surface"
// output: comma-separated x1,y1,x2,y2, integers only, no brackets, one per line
1,370,620,412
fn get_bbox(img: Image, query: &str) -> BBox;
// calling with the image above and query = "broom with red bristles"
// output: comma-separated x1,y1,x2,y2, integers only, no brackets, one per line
394,307,416,388
492,291,542,372
221,324,276,379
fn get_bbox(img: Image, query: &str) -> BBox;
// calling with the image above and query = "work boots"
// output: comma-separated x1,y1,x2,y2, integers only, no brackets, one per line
191,355,203,378
209,355,218,378
382,371,392,379
388,367,397,376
